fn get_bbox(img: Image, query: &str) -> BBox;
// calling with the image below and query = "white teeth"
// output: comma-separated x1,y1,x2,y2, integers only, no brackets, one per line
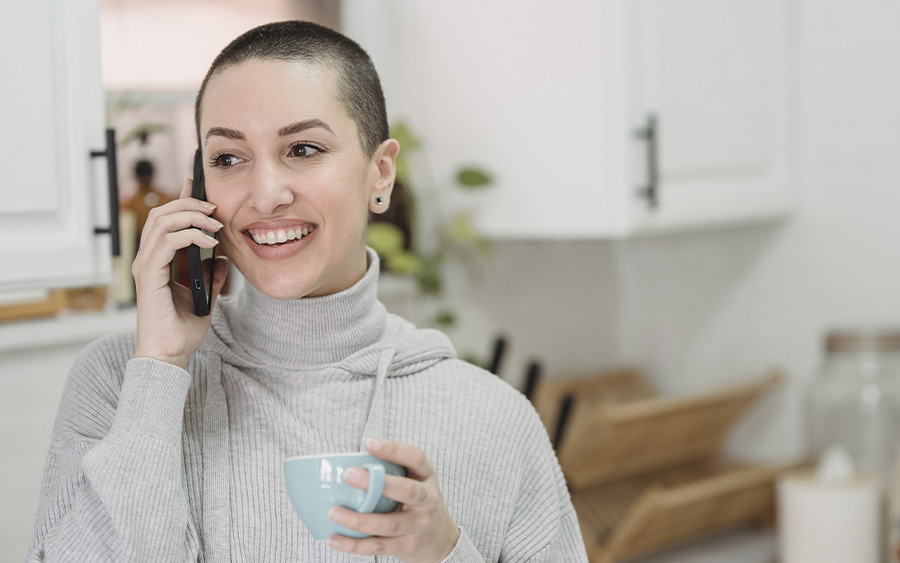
249,226,314,245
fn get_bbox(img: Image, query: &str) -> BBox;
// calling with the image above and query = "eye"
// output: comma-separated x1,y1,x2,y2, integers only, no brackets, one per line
289,143,323,158
209,153,244,168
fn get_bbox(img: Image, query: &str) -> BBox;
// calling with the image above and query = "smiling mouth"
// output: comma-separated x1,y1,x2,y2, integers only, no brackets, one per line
245,225,318,246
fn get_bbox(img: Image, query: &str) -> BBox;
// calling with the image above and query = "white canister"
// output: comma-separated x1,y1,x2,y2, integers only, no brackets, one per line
778,447,880,563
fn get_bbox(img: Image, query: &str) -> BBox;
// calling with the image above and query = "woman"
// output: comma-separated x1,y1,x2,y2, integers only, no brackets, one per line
28,21,587,562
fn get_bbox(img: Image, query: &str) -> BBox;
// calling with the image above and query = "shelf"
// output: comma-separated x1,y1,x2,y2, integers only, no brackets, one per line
0,306,136,354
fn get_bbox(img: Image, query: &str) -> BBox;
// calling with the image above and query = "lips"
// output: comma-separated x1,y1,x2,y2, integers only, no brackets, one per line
240,220,318,260
247,225,316,245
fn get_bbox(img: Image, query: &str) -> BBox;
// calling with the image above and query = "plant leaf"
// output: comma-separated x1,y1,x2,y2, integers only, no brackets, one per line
390,120,423,185
433,309,456,328
456,167,493,188
386,251,424,275
390,120,423,153
448,212,478,243
415,257,443,295
366,222,406,257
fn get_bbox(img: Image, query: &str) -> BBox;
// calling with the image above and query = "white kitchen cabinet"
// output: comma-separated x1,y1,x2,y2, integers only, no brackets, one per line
343,0,791,238
0,0,114,291
0,308,137,559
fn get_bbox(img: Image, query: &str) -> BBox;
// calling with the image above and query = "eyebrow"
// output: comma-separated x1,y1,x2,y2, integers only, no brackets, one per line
278,119,334,137
204,119,334,143
205,127,244,142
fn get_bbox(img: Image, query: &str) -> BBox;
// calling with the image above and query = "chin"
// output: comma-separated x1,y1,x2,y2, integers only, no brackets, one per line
247,270,318,301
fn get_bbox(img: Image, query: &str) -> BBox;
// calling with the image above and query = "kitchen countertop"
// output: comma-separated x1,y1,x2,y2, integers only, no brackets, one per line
627,528,777,563
0,305,136,354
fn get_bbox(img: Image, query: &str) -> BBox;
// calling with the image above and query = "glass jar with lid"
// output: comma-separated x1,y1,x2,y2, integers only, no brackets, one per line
808,327,900,485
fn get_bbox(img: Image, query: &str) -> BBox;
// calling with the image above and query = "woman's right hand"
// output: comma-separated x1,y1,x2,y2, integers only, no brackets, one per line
132,179,229,370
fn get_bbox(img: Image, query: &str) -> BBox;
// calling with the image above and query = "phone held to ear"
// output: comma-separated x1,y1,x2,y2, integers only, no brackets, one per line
186,149,215,316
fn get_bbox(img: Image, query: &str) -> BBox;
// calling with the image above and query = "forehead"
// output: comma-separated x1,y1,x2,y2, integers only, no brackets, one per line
199,59,352,138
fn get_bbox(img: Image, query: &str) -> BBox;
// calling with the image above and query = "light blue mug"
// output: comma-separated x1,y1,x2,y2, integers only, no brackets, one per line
283,452,405,540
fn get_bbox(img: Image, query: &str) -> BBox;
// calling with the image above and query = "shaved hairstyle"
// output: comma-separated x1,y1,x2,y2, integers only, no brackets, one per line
194,20,388,157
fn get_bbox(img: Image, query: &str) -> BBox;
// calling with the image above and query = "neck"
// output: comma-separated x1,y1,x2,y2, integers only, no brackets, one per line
211,248,387,369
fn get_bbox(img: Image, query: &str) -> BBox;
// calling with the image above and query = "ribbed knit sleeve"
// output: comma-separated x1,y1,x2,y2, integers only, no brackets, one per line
494,391,588,563
424,363,588,563
439,429,587,563
438,444,586,563
26,337,200,562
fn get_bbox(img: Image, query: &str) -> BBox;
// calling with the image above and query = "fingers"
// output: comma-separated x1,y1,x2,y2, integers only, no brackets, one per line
132,192,224,289
141,201,220,245
179,177,192,199
326,507,432,557
330,441,460,561
326,512,458,559
136,228,219,273
328,505,417,539
365,438,435,481
344,469,428,507
137,199,220,264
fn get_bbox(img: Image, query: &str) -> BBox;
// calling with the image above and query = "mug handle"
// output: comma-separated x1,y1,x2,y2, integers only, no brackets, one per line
357,463,387,513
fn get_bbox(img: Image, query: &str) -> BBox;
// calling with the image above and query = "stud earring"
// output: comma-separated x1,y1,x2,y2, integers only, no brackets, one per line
375,196,384,206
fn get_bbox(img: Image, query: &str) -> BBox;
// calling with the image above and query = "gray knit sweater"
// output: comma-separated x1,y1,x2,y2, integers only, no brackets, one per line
27,251,588,562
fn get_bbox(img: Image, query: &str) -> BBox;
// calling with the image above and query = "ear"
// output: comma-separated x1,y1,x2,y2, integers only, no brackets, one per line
368,138,400,214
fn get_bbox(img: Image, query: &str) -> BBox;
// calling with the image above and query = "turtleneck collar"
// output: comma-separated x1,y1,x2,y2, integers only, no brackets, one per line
208,248,388,370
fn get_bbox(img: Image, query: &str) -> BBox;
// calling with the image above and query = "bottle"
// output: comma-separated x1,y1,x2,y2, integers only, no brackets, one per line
124,134,173,245
806,327,900,562
117,133,173,304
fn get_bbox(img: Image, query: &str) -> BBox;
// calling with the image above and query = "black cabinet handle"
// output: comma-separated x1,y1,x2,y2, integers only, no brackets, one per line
635,114,660,209
91,129,120,256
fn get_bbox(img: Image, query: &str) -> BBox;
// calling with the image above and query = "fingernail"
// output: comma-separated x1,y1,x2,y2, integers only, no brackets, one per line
366,438,383,452
208,218,224,229
329,507,348,524
345,467,361,481
207,235,220,245
202,201,217,210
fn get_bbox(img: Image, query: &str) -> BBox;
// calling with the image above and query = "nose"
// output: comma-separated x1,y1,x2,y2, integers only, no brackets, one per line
247,157,295,214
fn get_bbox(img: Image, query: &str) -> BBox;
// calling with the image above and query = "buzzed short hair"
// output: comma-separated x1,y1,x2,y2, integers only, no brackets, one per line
194,20,388,157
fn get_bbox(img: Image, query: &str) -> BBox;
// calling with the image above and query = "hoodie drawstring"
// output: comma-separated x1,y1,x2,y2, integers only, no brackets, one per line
203,354,232,561
360,347,396,450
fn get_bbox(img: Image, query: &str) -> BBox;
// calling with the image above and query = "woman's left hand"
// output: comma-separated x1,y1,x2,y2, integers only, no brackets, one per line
327,438,460,563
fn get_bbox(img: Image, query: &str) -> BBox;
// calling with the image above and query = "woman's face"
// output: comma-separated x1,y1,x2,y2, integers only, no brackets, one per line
199,59,396,300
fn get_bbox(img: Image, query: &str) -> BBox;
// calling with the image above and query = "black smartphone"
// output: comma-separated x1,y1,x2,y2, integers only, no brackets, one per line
186,149,215,316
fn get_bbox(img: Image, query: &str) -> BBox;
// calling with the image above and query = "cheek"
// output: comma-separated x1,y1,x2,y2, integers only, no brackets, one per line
206,189,241,220
317,171,370,210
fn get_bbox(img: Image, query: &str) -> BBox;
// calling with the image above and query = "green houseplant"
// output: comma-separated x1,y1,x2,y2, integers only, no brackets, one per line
367,120,493,328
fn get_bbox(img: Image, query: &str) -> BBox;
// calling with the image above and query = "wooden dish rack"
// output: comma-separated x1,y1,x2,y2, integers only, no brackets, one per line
531,367,785,563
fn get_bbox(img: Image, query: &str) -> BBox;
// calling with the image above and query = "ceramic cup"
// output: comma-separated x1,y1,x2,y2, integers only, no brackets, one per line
283,452,405,540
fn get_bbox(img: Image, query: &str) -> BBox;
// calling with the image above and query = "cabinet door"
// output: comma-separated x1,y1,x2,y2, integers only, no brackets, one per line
0,0,111,291
343,0,624,239
624,0,790,233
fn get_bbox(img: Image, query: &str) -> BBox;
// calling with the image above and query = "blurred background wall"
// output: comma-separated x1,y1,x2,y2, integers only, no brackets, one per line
346,0,900,465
